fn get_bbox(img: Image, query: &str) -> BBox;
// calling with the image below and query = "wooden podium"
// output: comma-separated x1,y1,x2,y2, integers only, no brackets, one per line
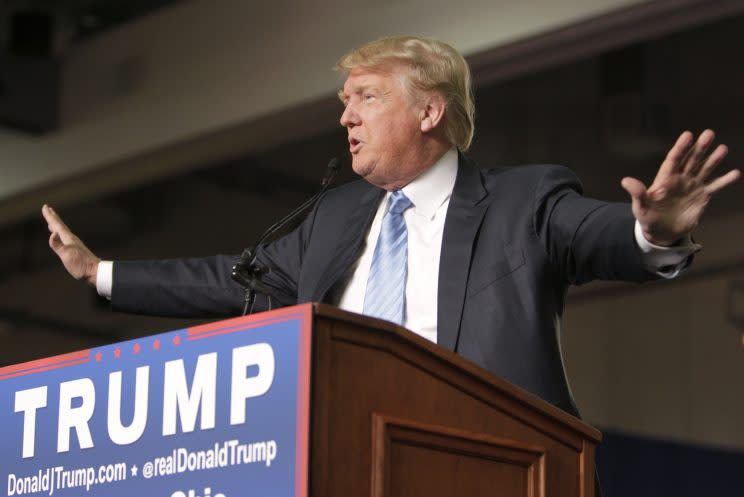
308,303,600,497
0,303,599,497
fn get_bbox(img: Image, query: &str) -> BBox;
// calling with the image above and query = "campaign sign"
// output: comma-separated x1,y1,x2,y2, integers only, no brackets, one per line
0,305,312,497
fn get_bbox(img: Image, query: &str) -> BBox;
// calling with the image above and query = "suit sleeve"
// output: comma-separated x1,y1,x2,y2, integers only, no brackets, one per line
111,255,246,317
111,195,322,318
532,165,657,285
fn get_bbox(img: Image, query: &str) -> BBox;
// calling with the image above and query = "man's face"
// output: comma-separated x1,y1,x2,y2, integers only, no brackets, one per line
339,65,426,190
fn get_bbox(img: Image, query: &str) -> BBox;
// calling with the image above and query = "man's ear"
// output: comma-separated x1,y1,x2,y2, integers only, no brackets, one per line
420,93,446,133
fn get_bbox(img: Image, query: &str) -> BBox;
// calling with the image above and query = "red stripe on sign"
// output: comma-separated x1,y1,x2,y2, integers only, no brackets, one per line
186,313,307,341
0,358,91,381
0,350,91,380
187,305,313,340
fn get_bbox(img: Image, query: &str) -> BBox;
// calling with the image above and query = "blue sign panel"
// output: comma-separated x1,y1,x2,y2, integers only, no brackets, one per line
0,305,312,497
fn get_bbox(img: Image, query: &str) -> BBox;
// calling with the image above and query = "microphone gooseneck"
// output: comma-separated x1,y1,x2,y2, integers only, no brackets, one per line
231,157,341,315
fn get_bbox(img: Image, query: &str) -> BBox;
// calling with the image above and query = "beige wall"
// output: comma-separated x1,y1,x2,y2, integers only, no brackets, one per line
563,210,744,450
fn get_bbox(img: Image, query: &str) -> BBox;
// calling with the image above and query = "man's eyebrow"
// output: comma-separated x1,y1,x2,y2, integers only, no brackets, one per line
338,83,383,103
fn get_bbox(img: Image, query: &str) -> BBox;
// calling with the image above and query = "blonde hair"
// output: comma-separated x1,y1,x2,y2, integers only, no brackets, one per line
336,36,475,151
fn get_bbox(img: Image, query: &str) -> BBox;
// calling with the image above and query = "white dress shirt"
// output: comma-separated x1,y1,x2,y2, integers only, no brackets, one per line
334,147,460,343
97,148,699,342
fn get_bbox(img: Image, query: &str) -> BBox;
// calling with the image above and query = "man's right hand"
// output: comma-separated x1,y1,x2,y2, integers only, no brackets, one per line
42,204,100,287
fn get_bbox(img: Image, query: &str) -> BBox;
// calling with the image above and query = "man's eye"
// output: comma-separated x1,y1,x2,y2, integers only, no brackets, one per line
364,93,376,101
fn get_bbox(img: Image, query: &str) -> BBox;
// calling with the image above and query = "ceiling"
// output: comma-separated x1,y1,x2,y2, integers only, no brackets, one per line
1,0,182,49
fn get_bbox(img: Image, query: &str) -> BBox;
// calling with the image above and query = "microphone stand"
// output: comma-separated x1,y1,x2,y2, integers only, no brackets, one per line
231,157,340,316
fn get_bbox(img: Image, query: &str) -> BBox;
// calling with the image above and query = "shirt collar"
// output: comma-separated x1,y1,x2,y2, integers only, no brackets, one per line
400,147,458,220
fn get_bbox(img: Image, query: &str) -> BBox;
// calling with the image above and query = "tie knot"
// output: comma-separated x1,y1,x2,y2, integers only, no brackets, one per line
388,190,413,215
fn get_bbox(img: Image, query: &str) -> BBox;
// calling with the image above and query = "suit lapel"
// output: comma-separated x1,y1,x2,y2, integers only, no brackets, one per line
312,186,385,301
437,154,489,351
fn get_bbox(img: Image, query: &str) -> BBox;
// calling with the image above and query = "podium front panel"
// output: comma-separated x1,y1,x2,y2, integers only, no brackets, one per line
0,305,313,497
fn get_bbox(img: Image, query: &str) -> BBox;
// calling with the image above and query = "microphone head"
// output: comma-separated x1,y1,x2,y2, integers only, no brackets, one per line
321,157,341,187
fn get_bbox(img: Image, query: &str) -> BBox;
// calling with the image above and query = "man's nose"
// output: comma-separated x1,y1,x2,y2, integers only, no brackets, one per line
340,103,359,127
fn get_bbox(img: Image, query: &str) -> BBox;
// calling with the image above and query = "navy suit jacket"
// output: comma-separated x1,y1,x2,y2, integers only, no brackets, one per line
112,154,656,416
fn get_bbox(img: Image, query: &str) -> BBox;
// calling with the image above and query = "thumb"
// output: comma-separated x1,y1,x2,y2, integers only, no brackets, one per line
621,177,648,209
49,232,64,253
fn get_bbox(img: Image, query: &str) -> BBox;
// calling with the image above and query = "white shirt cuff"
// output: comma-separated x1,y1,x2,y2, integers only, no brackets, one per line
96,260,114,300
634,221,701,278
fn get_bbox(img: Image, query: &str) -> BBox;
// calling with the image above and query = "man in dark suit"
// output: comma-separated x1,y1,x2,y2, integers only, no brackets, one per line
42,36,739,419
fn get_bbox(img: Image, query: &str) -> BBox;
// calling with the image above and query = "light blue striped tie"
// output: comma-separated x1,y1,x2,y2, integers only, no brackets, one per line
363,190,413,325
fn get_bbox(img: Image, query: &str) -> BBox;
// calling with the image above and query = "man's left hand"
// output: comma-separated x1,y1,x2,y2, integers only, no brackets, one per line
621,129,741,246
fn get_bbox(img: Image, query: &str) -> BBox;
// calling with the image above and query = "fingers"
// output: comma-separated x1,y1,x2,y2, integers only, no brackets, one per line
683,129,715,175
705,168,741,195
45,205,65,254
42,204,67,232
662,131,694,174
661,130,731,185
698,144,729,181
42,204,100,285
42,204,78,247
41,204,55,226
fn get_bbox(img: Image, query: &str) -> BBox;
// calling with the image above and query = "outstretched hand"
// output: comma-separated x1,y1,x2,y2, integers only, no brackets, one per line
621,129,741,246
42,204,100,286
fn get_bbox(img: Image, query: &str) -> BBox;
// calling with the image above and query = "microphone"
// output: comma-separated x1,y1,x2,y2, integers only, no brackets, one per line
252,157,339,246
231,157,341,315
321,157,340,187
